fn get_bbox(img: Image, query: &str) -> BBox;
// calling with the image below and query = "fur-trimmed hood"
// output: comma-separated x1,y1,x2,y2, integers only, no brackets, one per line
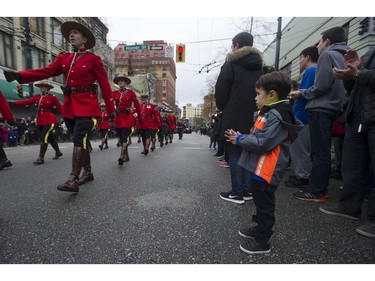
226,46,263,71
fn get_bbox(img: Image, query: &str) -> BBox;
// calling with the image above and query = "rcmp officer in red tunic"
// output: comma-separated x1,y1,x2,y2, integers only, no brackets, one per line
0,90,14,170
112,74,142,165
11,80,63,165
167,112,177,144
98,102,111,150
3,21,116,192
138,93,161,155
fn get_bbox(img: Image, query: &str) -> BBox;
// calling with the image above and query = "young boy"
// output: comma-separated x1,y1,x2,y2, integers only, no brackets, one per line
225,71,303,254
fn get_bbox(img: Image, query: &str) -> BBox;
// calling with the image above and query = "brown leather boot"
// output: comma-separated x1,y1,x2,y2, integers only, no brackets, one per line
98,139,105,150
104,139,109,149
57,147,85,192
118,143,126,165
144,139,150,155
151,139,156,152
50,140,63,159
78,149,94,185
33,143,48,165
123,143,129,162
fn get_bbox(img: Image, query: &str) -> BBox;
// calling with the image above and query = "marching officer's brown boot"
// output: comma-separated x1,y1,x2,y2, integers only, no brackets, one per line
104,139,109,149
33,143,48,165
141,139,146,154
78,149,94,185
98,138,105,150
144,139,151,155
50,140,63,160
118,143,129,165
57,147,85,192
151,139,156,152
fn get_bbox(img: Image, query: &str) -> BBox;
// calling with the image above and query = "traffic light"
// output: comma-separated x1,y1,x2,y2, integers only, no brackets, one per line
17,85,23,99
176,44,185,63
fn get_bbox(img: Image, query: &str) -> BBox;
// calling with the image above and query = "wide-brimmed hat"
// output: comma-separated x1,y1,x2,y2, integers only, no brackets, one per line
113,74,131,85
61,21,96,49
34,80,54,90
140,93,149,99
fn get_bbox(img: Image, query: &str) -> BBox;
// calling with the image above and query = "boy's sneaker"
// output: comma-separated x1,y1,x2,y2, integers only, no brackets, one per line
242,190,253,200
293,190,327,203
240,239,270,254
356,222,375,239
219,191,245,204
319,204,361,220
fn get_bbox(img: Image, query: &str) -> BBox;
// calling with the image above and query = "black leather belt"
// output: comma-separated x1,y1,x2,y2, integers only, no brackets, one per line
70,85,97,94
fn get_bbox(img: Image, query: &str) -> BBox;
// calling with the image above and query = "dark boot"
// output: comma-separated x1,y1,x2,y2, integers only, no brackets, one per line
141,139,146,154
98,138,105,150
50,140,63,160
57,147,85,192
33,143,48,165
104,139,109,149
144,139,151,155
123,143,129,162
78,149,94,185
118,143,128,165
151,139,156,151
0,143,12,170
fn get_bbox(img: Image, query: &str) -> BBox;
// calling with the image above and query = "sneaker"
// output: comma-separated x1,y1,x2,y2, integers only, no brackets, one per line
219,162,230,168
284,177,309,188
356,222,375,239
33,158,44,165
219,191,245,204
242,190,253,200
293,190,327,203
319,204,361,220
218,158,226,162
240,239,270,254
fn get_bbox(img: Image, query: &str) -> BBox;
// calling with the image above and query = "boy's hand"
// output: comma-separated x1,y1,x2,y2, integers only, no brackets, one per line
224,129,239,144
288,90,301,100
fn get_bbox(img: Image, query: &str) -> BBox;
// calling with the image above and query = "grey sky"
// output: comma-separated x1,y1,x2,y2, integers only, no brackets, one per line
106,17,287,107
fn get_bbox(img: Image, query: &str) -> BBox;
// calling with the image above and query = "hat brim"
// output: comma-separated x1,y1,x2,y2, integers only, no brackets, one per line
61,21,96,49
34,83,54,90
113,77,131,85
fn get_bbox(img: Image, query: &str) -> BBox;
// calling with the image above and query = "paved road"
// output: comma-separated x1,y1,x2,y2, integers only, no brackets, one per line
0,133,373,270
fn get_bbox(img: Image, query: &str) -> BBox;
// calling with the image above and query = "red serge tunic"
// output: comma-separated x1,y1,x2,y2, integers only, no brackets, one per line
0,91,14,122
113,89,141,128
168,114,177,130
14,93,62,126
98,111,111,129
139,103,160,130
17,51,115,119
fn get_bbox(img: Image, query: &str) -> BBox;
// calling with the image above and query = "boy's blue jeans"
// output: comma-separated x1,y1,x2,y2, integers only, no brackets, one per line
225,142,252,196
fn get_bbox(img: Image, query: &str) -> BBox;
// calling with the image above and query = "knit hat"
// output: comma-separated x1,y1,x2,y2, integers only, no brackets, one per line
232,32,253,48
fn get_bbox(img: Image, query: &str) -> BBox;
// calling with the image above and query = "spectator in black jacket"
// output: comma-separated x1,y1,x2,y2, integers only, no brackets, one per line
215,31,263,204
320,47,375,239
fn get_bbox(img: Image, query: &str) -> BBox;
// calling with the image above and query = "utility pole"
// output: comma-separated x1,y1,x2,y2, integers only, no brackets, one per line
275,17,282,70
23,17,34,97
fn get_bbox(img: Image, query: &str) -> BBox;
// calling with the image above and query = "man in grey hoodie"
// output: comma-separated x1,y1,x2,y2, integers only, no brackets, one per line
289,26,350,202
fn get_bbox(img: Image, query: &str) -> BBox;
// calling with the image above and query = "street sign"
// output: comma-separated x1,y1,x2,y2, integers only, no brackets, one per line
124,44,149,51
165,45,174,58
150,46,163,50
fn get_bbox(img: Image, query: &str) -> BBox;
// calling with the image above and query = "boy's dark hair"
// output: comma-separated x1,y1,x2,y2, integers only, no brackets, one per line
300,46,319,63
255,71,291,100
321,26,346,44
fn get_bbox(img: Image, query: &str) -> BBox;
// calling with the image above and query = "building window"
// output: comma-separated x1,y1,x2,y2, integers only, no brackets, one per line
51,18,64,47
0,31,14,68
29,17,45,38
162,73,166,78
162,65,167,71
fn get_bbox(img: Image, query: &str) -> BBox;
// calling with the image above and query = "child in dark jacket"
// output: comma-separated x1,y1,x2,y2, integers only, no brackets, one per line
225,71,303,254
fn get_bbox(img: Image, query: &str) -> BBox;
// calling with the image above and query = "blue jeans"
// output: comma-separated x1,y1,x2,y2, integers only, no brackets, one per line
339,123,375,221
308,111,336,194
225,142,252,195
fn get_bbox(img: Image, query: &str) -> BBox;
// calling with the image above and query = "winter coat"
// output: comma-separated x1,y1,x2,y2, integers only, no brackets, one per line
215,46,263,137
344,47,375,132
237,101,304,187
